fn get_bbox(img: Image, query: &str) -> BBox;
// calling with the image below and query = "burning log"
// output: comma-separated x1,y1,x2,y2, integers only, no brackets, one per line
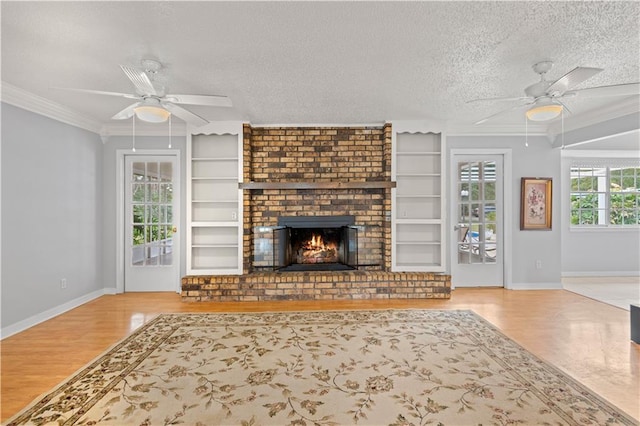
297,233,338,264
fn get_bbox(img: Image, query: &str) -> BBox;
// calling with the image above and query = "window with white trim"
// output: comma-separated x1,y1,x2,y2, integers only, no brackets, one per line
570,159,640,227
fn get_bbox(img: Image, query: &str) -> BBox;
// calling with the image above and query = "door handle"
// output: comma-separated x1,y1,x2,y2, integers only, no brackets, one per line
172,227,178,233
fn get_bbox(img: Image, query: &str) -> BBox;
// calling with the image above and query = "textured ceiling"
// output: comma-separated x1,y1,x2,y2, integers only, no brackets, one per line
1,1,639,130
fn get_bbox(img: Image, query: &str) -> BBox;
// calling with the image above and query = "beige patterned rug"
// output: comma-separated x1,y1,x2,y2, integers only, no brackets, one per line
5,310,637,426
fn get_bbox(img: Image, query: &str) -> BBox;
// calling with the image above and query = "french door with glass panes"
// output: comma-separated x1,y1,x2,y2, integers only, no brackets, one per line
450,154,504,287
124,155,180,292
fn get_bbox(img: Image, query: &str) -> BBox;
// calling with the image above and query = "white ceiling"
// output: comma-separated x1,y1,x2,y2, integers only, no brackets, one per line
1,1,639,133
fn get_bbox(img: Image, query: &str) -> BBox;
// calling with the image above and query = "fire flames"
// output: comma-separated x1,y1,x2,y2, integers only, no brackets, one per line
297,233,338,264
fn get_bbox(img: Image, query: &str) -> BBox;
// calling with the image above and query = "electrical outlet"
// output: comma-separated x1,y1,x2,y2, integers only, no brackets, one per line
231,212,237,220
535,260,542,269
60,278,67,289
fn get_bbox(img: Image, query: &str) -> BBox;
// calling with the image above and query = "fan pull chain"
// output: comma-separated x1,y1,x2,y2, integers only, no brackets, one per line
561,108,565,150
525,116,529,148
168,114,172,149
132,114,136,152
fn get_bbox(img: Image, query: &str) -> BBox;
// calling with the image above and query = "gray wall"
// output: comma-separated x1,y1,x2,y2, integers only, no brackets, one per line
101,135,187,291
561,225,640,275
1,103,103,328
560,149,640,276
1,102,634,332
447,134,562,287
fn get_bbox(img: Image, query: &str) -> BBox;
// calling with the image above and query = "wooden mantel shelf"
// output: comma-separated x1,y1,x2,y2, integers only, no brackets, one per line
239,181,396,190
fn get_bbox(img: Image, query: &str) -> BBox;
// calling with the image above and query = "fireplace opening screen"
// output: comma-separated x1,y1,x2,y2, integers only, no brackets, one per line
252,217,382,272
273,225,357,272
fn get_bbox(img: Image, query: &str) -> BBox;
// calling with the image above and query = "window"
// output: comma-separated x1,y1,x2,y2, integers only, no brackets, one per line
570,163,640,227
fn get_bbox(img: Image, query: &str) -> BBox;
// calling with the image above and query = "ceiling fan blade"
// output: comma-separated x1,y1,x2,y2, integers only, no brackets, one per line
163,103,209,126
566,82,640,98
473,103,532,125
547,67,603,94
53,87,141,100
111,102,141,120
164,93,232,107
120,64,157,96
467,96,532,104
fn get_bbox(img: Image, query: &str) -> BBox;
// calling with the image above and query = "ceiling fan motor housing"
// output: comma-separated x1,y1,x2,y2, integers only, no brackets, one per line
532,61,553,75
525,61,555,98
141,59,162,75
525,80,552,98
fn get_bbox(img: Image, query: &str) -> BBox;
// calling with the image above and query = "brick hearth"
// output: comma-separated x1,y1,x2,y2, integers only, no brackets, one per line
182,271,450,302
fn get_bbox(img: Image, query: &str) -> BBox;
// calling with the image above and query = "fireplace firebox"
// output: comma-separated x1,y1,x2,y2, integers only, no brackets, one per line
274,216,358,271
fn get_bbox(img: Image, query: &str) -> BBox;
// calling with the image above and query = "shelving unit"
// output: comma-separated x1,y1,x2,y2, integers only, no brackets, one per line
391,121,446,272
187,122,243,275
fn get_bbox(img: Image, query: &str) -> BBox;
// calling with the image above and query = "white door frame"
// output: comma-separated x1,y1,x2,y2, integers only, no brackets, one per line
116,149,181,293
449,149,513,289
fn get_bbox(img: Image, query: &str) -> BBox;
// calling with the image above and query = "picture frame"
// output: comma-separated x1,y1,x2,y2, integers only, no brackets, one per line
520,177,552,230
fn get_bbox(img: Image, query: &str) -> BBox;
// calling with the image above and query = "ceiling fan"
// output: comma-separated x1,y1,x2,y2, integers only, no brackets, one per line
59,59,232,126
469,61,639,125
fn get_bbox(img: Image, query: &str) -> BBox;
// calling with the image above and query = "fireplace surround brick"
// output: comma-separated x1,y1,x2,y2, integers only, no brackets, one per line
182,124,451,301
246,126,391,273
182,271,451,302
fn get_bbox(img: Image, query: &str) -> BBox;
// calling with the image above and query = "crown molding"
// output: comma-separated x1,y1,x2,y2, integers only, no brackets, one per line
445,122,548,137
254,122,386,128
0,82,189,142
100,120,188,142
5,80,633,143
560,145,640,157
1,82,103,134
550,112,640,149
547,96,640,139
391,119,445,134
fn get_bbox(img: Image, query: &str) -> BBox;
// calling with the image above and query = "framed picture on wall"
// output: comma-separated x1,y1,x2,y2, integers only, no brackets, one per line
520,177,552,230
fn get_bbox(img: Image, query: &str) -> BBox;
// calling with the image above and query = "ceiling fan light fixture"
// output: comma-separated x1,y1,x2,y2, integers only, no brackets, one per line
526,103,563,121
134,105,171,123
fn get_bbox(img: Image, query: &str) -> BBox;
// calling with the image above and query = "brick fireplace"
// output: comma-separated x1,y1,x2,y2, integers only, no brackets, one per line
181,124,451,301
244,125,391,271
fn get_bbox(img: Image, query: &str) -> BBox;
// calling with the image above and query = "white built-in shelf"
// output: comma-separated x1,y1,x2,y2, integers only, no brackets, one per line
191,221,240,227
396,151,440,155
190,266,239,273
395,219,441,225
192,199,238,204
191,177,238,181
191,266,239,271
395,262,441,268
192,244,239,248
187,123,244,275
392,124,446,273
192,157,238,161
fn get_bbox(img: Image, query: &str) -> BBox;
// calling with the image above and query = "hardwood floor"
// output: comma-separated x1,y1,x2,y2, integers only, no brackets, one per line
2,288,639,422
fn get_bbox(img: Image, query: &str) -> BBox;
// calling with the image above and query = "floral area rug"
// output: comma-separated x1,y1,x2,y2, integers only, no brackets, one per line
5,310,637,426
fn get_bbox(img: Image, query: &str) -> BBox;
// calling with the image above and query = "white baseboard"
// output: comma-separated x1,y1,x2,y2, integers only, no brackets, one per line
562,271,640,278
508,282,563,290
1,288,111,339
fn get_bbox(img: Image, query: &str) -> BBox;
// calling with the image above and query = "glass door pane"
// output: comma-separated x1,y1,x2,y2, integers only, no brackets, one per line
457,160,497,265
130,161,174,267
